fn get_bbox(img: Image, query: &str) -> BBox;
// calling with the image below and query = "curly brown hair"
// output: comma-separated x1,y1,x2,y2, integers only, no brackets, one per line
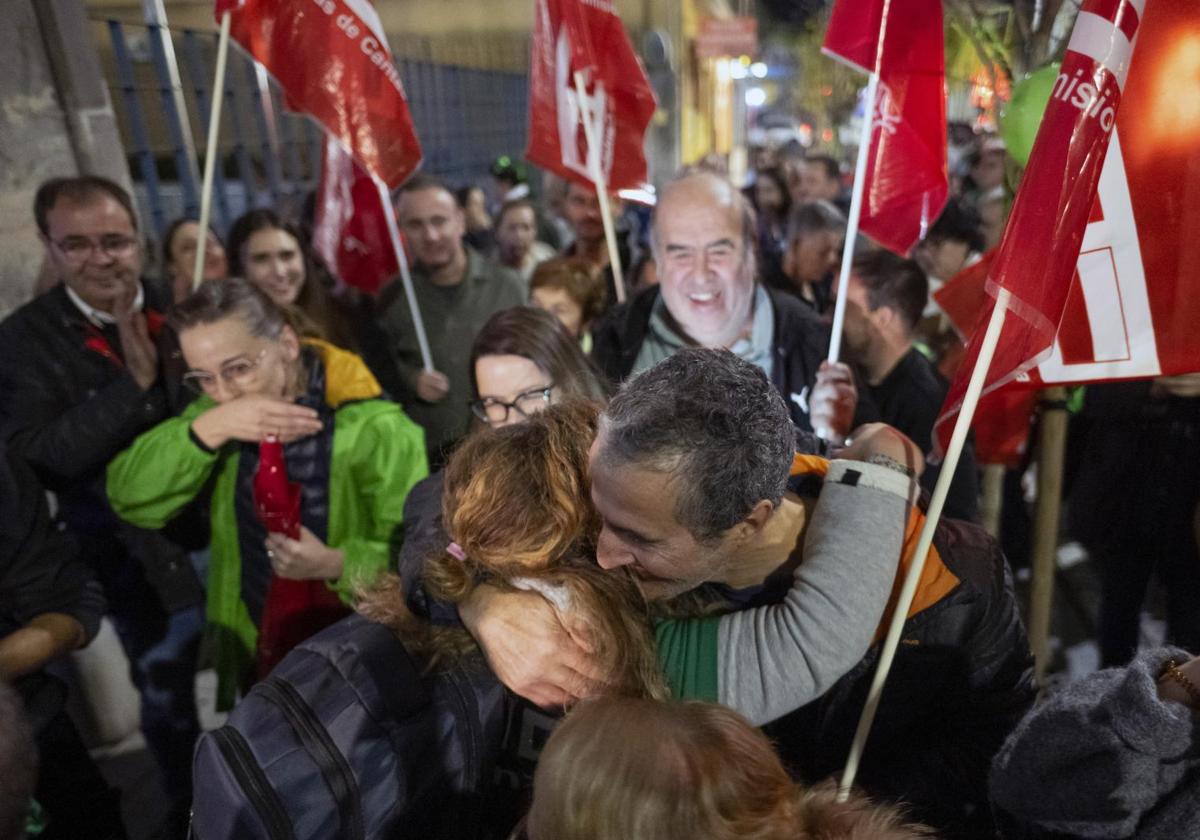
358,401,666,698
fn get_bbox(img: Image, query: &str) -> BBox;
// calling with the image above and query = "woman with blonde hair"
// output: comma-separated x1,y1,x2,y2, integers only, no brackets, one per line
526,696,933,840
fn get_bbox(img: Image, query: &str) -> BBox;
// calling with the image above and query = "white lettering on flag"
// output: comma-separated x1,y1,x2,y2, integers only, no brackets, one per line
1076,248,1129,362
1038,130,1160,382
1068,12,1136,90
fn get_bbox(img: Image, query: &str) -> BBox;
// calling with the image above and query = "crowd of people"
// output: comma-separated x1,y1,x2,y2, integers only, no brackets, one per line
1,130,1197,840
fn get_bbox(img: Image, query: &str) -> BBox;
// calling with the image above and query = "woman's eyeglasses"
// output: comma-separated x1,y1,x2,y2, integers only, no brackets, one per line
182,348,269,395
469,384,554,425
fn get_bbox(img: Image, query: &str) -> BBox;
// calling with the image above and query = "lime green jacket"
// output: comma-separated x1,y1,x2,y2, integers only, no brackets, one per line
107,340,428,709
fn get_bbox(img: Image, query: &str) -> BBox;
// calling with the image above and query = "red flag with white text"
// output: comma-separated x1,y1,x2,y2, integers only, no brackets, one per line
216,0,421,188
934,0,1157,454
311,137,398,295
526,0,657,193
822,0,949,255
936,2,1200,448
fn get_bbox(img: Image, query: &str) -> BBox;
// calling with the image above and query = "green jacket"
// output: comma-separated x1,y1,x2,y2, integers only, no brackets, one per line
107,340,428,708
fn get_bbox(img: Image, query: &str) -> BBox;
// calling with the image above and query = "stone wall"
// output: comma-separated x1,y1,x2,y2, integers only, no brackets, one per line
0,1,77,319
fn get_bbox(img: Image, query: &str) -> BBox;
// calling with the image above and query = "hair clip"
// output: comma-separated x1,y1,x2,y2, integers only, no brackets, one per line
446,542,467,562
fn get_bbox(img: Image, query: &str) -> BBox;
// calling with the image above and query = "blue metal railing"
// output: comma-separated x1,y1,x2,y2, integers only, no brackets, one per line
101,17,530,258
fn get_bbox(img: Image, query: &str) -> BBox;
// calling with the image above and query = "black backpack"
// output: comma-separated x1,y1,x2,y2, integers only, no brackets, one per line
191,613,509,839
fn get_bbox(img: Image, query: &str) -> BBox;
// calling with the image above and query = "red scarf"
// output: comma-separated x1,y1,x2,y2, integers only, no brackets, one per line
83,310,165,367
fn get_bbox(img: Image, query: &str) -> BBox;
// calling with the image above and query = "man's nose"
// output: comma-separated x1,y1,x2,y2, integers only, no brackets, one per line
88,245,117,266
595,530,634,570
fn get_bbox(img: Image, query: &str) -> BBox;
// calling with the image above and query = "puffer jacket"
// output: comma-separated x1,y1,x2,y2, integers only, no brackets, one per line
107,340,428,708
764,470,1036,840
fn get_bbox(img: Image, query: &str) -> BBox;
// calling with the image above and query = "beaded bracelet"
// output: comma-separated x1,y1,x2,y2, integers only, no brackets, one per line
1161,659,1200,707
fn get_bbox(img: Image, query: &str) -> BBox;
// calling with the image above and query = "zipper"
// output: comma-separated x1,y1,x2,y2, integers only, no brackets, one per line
443,667,485,837
210,727,296,840
259,677,365,840
444,668,481,785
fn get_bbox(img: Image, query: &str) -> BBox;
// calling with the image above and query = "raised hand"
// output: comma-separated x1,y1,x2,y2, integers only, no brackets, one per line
810,360,858,441
190,394,323,449
113,287,159,391
415,369,450,403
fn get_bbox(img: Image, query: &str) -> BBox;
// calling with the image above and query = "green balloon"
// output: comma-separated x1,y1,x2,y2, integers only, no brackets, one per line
999,63,1061,167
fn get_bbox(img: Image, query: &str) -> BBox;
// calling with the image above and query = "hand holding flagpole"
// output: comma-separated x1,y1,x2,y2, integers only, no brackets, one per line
192,10,232,292
573,71,627,304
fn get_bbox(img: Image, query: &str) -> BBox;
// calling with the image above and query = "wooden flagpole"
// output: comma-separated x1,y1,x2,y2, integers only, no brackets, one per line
573,71,627,304
838,287,1012,801
192,10,232,291
1028,386,1069,685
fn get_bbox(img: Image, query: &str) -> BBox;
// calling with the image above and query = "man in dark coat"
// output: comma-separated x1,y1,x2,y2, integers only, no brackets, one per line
0,175,204,830
591,171,872,440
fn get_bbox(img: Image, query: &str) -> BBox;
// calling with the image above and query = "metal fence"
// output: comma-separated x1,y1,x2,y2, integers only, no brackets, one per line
92,16,530,255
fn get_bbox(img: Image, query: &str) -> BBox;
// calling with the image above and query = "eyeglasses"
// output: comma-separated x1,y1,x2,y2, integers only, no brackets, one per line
469,384,554,425
182,348,269,395
52,235,139,263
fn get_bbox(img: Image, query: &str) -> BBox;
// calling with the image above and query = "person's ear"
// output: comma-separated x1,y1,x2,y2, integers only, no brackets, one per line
734,498,776,541
279,324,302,361
871,305,897,333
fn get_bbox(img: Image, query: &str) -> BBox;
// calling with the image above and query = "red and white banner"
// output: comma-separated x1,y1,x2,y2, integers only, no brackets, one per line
526,0,657,193
311,137,398,294
822,0,949,255
935,0,1163,451
216,0,421,188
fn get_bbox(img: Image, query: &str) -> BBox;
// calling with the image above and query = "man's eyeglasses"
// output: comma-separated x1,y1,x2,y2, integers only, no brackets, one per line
52,235,139,263
469,384,554,426
182,349,269,395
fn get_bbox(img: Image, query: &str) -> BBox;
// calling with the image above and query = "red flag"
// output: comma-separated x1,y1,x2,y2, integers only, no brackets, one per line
822,0,949,255
218,0,421,188
526,0,657,193
935,0,1147,453
312,138,398,295
932,252,1035,466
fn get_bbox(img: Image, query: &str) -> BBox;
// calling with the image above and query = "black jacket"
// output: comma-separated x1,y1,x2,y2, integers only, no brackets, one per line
590,283,878,431
0,283,203,610
761,476,1036,838
0,442,105,645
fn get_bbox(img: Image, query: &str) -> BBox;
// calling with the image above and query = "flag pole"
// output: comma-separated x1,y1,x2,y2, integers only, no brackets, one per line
573,71,627,304
192,10,232,291
1028,386,1069,686
376,177,435,372
837,286,1012,801
827,70,879,363
826,0,892,364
